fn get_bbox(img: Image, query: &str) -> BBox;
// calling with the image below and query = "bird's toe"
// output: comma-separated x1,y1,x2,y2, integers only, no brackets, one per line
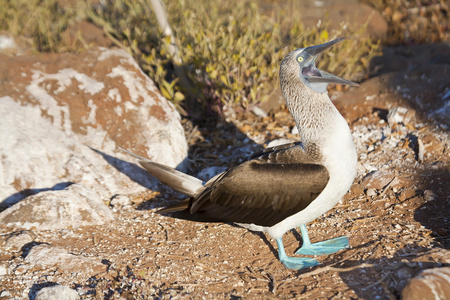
280,256,320,270
296,236,349,255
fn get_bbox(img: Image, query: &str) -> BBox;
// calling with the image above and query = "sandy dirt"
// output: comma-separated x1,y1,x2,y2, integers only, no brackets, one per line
1,89,448,299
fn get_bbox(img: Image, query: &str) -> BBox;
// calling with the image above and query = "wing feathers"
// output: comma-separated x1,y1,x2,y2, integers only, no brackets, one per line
191,158,329,226
122,144,329,227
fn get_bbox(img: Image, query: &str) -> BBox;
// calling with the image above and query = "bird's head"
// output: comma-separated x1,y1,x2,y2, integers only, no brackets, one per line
280,37,359,94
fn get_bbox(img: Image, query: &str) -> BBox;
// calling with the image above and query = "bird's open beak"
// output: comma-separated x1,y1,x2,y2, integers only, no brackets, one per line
302,37,359,87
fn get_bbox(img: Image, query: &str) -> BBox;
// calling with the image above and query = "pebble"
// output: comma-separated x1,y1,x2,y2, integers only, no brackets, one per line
0,265,7,276
423,190,436,202
387,106,415,126
0,290,12,297
251,106,268,118
366,188,377,197
110,195,132,207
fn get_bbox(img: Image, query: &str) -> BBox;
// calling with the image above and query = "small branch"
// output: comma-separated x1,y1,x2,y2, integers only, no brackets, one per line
146,0,181,62
297,263,375,279
362,272,392,291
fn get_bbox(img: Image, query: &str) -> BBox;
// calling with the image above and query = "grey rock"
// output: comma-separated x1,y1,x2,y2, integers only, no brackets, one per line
4,231,35,249
35,285,80,300
0,184,113,230
25,244,106,276
387,107,415,126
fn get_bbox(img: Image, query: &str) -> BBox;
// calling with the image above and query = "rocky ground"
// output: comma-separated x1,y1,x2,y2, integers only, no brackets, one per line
0,0,449,299
1,59,449,299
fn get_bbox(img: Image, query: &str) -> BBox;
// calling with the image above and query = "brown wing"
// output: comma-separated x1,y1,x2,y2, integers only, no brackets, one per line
190,145,329,227
246,142,301,160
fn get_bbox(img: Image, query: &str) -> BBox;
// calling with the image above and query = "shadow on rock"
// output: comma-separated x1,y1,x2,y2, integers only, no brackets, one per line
368,42,450,126
90,147,158,190
0,182,73,212
20,241,51,259
413,166,450,250
28,281,60,300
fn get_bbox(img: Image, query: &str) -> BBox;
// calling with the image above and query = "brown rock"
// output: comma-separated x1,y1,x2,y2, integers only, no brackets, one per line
62,20,113,50
261,0,388,39
402,267,450,300
362,170,395,190
333,64,450,126
0,46,187,168
420,132,446,163
369,43,450,77
362,170,413,192
0,45,188,207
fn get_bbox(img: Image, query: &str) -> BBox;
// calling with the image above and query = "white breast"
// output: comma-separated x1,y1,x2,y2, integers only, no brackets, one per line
266,114,357,239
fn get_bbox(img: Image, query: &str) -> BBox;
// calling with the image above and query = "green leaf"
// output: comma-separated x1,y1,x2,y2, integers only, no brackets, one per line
209,69,218,79
160,86,172,99
174,91,185,102
220,74,229,86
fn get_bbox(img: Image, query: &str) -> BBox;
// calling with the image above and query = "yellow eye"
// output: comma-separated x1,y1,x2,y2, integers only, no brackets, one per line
297,56,304,62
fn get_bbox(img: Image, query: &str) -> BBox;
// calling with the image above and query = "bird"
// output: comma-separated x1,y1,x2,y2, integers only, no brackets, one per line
121,37,358,270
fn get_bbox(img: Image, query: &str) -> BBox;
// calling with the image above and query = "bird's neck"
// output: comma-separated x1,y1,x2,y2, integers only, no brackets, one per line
281,81,340,147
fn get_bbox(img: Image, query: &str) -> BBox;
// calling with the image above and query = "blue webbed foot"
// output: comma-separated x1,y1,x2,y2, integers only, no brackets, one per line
279,255,320,269
295,236,349,255
295,224,349,256
276,238,320,270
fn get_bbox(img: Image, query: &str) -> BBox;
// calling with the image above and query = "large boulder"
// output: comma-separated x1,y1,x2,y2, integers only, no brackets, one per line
333,64,450,127
260,0,388,40
0,44,188,210
402,267,450,300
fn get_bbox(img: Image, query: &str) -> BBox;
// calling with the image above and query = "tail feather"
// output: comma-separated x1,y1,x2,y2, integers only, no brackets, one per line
139,161,204,197
156,199,190,214
118,147,204,197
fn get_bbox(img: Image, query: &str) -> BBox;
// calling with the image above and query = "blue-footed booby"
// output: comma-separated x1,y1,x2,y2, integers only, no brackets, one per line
122,37,358,269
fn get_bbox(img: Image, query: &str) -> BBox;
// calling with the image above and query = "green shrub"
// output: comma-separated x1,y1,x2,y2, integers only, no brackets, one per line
0,0,87,52
88,0,380,115
0,0,381,115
